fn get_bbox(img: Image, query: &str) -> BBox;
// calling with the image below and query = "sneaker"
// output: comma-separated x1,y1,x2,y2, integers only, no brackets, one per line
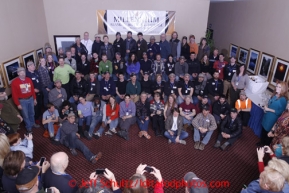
198,143,205,151
105,130,113,135
110,128,117,134
194,141,200,149
93,132,100,139
70,148,78,156
168,139,172,144
179,140,186,145
214,141,221,148
33,124,40,128
90,152,102,164
84,131,92,140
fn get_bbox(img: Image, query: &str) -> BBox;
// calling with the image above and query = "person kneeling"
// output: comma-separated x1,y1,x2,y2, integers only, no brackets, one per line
164,108,188,145
214,108,242,151
117,94,136,140
60,113,102,163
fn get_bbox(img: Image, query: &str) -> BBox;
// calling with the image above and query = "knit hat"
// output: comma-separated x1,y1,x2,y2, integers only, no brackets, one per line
16,166,40,191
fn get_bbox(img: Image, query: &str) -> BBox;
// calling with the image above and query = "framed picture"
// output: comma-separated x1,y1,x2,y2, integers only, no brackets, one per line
237,47,248,65
54,35,80,55
0,71,5,88
22,51,36,69
257,53,274,80
2,57,21,85
36,48,43,59
229,44,238,58
246,49,260,74
270,58,289,86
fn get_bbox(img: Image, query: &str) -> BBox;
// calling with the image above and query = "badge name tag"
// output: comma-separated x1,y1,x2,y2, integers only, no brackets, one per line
106,65,108,68
235,82,239,86
228,73,231,76
138,48,140,50
233,70,236,72
218,70,221,73
117,45,120,47
171,90,174,94
36,79,39,83
185,90,188,94
126,112,129,116
173,86,176,89
215,88,217,91
212,82,215,85
169,69,172,71
206,119,210,122
32,78,35,80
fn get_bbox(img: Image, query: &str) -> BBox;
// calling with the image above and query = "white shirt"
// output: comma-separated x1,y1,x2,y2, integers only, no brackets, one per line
81,39,93,55
171,116,178,131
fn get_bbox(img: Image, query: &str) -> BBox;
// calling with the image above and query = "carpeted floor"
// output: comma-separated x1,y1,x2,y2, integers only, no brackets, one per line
20,122,262,193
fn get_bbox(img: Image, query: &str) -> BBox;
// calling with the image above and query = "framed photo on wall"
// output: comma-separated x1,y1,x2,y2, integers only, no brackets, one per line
53,35,80,55
2,57,21,85
0,71,5,88
22,51,36,69
246,49,260,74
229,44,238,58
270,58,289,86
237,47,248,65
257,53,274,80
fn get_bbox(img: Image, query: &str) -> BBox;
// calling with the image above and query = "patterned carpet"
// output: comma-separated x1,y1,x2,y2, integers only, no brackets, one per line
20,122,261,193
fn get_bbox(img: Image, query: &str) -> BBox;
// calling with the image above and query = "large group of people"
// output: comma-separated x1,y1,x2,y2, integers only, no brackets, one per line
0,30,288,192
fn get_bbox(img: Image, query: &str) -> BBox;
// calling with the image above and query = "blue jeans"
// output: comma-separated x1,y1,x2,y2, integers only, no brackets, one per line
97,118,118,135
42,82,53,107
88,115,102,135
112,74,118,81
78,115,92,126
62,133,94,161
194,128,214,145
116,95,124,103
164,130,188,143
55,126,61,141
19,97,35,131
183,117,192,125
136,118,150,131
192,96,199,105
213,114,221,125
44,122,54,137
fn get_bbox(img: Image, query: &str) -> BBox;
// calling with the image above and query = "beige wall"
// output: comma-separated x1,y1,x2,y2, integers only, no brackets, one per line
208,0,289,61
43,0,210,51
0,0,49,63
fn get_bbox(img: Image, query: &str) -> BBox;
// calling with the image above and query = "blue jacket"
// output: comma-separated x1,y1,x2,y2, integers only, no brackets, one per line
99,78,116,96
147,43,160,60
241,180,289,193
159,40,171,59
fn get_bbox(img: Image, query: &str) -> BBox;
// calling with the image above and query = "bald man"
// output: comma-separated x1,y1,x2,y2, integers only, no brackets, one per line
43,152,78,193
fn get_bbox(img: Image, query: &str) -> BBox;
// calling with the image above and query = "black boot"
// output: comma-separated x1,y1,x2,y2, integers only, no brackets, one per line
84,126,91,140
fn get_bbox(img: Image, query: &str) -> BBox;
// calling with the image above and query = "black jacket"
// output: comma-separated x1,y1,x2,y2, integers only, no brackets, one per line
193,80,207,97
99,43,115,61
206,78,223,96
72,43,88,57
112,58,126,74
212,100,230,116
136,39,148,60
181,43,190,60
164,81,178,97
123,38,137,56
88,78,99,95
70,78,89,96
164,61,175,76
113,38,125,57
77,60,90,76
220,116,242,138
92,40,103,57
187,58,200,74
151,81,165,99
224,63,237,82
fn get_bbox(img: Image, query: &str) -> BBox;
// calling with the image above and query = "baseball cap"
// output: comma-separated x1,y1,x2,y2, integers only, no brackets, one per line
202,95,208,99
231,108,238,113
54,79,62,84
239,90,246,96
184,172,209,193
202,105,210,111
16,166,40,191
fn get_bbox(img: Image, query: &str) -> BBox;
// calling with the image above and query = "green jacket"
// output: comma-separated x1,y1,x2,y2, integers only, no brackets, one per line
126,81,141,95
99,60,112,74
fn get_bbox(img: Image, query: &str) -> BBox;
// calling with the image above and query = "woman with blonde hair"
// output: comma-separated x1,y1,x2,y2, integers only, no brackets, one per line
0,133,10,170
258,82,288,146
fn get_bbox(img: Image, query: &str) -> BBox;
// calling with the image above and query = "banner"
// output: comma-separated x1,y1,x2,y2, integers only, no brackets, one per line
97,10,175,35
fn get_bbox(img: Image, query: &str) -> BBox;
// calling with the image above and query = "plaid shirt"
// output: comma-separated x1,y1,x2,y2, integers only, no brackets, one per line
135,100,150,120
38,65,52,88
151,60,165,74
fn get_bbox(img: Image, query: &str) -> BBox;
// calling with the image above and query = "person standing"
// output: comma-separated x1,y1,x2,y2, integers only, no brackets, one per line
81,32,93,60
92,34,103,59
169,31,181,61
213,53,227,80
197,38,210,61
147,36,160,61
11,67,40,132
99,35,114,61
180,36,190,60
188,35,198,56
223,56,237,101
136,32,147,60
113,32,125,58
159,33,171,62
38,57,53,107
123,31,137,62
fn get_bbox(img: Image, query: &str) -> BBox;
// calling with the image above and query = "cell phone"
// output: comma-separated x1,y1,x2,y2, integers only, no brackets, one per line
264,147,268,152
45,188,53,193
96,169,105,175
144,166,154,173
39,157,46,166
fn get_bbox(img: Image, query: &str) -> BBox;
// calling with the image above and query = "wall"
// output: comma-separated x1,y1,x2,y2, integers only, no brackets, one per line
0,0,49,96
43,0,210,51
208,0,289,60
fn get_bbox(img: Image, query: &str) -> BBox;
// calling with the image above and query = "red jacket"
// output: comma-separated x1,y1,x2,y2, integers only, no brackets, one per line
213,60,228,80
106,103,120,121
258,153,276,173
11,77,36,106
90,59,100,74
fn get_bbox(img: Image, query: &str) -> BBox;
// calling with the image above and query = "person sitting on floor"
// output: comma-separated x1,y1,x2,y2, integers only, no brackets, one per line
235,90,252,129
8,133,33,163
214,108,242,151
59,113,102,163
150,92,165,137
117,94,136,141
94,96,119,138
192,105,217,151
212,94,230,125
179,96,197,130
42,103,59,140
84,96,105,140
241,167,289,193
136,92,151,139
77,96,93,137
164,107,188,145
